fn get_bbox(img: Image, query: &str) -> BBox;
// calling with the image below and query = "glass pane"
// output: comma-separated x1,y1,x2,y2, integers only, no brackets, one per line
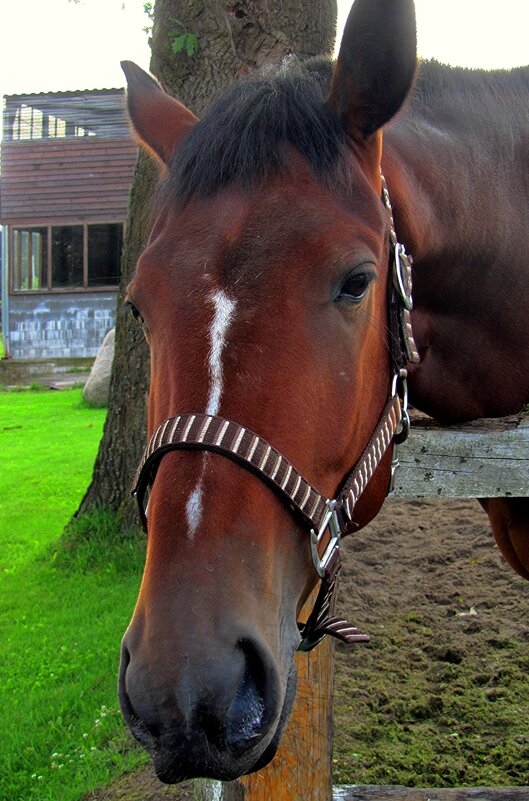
51,226,84,288
12,227,47,290
30,231,46,288
20,231,30,287
87,223,123,287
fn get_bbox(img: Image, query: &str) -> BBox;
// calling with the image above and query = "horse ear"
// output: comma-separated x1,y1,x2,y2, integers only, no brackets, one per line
328,0,417,142
121,61,198,164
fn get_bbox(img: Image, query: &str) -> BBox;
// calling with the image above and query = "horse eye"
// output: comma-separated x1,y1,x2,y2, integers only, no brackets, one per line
125,301,144,326
339,272,371,303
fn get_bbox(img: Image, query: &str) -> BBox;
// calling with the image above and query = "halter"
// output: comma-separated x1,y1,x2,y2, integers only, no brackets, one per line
132,176,420,652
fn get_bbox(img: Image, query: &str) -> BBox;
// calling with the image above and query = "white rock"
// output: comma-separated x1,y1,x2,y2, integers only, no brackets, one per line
83,328,115,406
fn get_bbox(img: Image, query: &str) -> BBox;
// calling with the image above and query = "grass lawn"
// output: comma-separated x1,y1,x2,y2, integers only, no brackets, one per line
0,389,147,801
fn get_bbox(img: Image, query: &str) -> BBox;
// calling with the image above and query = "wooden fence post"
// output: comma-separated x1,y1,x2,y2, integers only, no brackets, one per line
197,591,335,801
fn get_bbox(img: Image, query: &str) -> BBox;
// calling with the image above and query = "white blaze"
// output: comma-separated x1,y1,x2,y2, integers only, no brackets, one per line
185,289,236,538
185,485,204,539
206,289,237,416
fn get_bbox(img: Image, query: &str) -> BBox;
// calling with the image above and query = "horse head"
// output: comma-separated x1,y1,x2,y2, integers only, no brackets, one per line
118,0,417,783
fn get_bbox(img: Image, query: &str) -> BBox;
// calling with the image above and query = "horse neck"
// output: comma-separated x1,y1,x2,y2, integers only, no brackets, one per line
381,93,527,268
380,85,529,423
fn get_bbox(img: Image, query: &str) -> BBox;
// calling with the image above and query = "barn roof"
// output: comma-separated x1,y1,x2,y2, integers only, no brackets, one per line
2,88,129,141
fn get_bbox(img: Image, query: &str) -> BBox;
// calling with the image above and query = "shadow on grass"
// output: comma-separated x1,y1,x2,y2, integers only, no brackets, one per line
50,508,146,575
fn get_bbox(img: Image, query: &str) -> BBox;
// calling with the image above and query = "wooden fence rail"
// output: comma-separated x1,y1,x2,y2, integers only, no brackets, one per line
199,412,529,801
393,412,529,500
335,787,529,800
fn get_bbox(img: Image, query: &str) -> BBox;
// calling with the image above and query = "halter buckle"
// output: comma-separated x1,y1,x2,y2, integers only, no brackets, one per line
310,500,341,579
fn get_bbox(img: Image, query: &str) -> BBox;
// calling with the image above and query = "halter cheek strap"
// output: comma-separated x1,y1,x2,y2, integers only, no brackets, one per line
132,396,402,650
131,177,419,652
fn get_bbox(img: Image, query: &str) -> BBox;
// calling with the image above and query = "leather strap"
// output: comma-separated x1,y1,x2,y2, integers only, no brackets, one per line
132,394,402,650
133,396,401,538
382,175,420,369
134,413,330,536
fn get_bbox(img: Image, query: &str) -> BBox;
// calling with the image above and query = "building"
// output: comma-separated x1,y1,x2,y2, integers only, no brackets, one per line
0,88,137,360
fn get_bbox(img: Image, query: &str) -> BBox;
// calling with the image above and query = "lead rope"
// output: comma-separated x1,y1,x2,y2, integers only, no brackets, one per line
132,177,420,652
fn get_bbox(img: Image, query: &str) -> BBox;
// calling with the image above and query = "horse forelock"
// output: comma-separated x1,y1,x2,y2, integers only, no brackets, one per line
161,59,353,207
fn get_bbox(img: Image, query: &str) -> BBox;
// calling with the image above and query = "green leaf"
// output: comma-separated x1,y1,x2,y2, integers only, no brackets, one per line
171,34,187,55
170,32,198,58
186,34,198,57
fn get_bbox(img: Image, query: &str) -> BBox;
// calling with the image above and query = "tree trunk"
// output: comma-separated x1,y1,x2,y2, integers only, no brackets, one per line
76,151,155,525
77,0,337,528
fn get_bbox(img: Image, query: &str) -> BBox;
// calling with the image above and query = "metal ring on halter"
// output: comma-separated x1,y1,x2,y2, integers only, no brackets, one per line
394,243,413,311
394,409,411,445
392,369,411,445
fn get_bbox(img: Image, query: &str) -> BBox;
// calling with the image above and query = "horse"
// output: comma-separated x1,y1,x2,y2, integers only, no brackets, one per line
117,0,529,784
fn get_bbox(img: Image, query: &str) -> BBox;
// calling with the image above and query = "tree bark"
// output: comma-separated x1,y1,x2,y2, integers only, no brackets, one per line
76,150,154,524
77,0,337,528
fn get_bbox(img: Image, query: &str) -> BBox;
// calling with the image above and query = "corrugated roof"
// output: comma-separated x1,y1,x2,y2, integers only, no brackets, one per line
2,88,130,142
4,87,125,100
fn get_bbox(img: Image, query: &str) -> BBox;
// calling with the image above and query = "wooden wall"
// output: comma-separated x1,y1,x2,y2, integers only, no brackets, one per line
0,137,137,226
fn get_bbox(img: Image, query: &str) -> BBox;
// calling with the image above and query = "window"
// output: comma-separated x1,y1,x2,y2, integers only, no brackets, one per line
11,223,123,291
52,226,84,288
88,224,122,287
13,105,44,140
12,228,48,290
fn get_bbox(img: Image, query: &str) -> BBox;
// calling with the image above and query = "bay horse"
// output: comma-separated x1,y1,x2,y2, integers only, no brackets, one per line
118,0,529,783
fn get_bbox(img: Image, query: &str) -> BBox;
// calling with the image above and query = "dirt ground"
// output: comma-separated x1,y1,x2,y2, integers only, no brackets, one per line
333,498,529,787
85,498,529,799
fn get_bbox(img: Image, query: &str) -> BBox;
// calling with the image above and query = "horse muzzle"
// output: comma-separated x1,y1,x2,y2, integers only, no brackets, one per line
118,629,298,782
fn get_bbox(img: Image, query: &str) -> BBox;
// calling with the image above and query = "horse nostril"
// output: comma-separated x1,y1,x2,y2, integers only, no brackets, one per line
119,628,285,779
225,639,270,751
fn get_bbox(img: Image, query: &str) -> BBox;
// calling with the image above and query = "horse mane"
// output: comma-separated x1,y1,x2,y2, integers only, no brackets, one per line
163,58,351,206
163,57,529,207
410,59,529,118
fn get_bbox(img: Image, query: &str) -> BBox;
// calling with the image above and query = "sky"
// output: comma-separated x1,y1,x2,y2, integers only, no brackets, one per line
0,0,528,105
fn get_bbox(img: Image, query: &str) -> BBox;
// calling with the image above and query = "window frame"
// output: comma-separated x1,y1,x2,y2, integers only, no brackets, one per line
9,222,124,294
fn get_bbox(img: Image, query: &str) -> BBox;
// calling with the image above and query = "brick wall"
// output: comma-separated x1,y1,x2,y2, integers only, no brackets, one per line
9,292,117,359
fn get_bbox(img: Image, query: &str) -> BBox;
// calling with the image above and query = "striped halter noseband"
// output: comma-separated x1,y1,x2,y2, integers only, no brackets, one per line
132,177,419,652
